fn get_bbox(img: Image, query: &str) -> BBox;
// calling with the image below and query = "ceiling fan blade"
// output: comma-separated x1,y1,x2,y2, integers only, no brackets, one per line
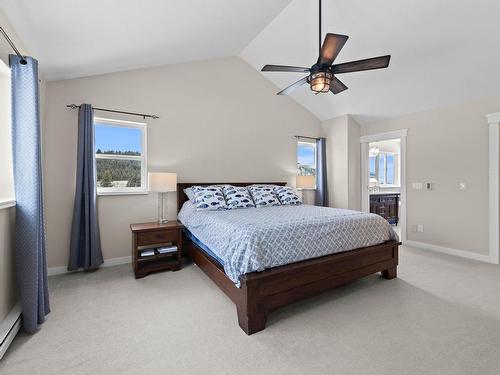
262,65,310,73
330,76,348,94
277,76,309,96
317,33,349,67
332,55,391,74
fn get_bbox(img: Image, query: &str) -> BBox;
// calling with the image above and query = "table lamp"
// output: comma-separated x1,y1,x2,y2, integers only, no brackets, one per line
148,172,177,224
296,175,316,189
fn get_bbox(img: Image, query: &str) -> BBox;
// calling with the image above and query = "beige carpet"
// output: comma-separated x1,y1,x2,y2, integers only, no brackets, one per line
1,245,500,375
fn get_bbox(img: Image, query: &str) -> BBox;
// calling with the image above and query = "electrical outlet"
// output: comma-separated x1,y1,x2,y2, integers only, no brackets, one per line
417,224,424,233
459,182,467,191
425,182,433,191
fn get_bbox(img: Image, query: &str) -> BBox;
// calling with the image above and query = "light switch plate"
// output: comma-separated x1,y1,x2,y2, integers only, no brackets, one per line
412,182,423,190
459,182,467,191
417,224,424,233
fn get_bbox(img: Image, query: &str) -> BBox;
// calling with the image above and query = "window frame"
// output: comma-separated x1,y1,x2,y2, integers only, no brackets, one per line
369,151,400,188
94,117,148,196
296,140,317,190
0,58,15,209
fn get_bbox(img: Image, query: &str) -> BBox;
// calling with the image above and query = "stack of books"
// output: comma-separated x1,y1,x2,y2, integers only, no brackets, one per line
140,249,155,257
157,245,178,254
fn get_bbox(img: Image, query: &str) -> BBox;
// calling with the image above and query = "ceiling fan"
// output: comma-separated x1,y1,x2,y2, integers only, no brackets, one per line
261,0,391,96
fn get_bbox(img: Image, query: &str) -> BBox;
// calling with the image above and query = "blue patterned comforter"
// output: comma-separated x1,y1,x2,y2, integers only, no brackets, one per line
178,202,399,286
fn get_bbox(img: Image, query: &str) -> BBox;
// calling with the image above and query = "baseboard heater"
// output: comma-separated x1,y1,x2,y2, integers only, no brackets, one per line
0,303,21,361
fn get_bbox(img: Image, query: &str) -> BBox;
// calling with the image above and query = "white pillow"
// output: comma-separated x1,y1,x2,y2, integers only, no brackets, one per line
184,187,195,201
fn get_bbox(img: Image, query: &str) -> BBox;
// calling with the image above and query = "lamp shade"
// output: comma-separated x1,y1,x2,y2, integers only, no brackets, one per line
148,172,177,192
296,175,316,189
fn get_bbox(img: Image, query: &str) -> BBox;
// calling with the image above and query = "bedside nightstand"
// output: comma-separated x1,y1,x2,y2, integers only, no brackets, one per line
130,221,184,279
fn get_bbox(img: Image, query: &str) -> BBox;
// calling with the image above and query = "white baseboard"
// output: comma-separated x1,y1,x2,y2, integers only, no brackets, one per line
48,256,132,276
404,240,493,263
0,303,21,361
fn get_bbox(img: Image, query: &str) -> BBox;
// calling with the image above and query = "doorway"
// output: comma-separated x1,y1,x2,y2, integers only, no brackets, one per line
360,130,407,243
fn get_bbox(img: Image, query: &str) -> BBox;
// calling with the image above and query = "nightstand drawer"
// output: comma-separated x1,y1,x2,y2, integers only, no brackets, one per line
137,230,179,246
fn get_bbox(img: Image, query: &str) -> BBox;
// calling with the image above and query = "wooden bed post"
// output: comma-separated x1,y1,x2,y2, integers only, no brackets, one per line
382,244,398,279
382,267,397,279
237,279,267,335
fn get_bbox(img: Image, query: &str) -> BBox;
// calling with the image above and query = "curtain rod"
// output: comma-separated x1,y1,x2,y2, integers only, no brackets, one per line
0,26,27,65
66,104,159,119
295,135,321,141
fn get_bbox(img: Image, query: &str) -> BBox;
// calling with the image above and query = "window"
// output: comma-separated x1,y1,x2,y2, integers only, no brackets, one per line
297,141,317,187
94,118,147,195
369,152,400,187
0,59,15,207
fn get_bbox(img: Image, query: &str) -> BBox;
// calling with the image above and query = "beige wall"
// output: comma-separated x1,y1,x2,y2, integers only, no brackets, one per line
347,116,361,211
44,57,321,267
361,96,500,255
321,115,361,210
0,208,16,321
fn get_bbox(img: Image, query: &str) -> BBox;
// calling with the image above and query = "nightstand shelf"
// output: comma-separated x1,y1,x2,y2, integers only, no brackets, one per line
130,221,184,278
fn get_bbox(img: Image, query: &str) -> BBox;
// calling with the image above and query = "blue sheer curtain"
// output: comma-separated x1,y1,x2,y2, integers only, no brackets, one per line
315,137,329,207
68,104,103,271
10,55,50,332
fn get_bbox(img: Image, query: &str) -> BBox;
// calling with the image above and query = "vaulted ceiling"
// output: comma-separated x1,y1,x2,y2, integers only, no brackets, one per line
241,0,500,122
2,0,499,123
0,0,291,80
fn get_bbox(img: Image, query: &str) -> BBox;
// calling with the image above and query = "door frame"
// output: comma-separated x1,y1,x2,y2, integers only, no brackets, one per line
360,129,408,243
486,113,500,264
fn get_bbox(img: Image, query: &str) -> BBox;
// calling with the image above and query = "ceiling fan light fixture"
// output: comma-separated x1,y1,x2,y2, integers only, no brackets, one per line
310,71,332,93
261,0,390,96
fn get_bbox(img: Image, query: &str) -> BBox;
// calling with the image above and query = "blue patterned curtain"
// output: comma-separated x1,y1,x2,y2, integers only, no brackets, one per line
68,104,103,271
10,55,50,333
315,137,329,207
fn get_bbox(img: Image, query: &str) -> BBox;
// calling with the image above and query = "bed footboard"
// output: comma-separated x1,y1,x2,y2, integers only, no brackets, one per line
186,236,400,335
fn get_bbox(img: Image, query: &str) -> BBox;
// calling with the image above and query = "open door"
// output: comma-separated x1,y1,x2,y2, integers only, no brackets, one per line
361,130,407,243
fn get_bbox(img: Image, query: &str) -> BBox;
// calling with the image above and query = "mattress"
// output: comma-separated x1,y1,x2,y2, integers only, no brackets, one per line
178,201,399,286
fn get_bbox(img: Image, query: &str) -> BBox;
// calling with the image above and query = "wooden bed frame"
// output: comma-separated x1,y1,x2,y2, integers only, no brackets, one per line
177,182,400,335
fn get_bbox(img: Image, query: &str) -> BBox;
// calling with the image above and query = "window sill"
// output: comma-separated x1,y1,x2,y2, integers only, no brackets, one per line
0,199,16,210
97,190,149,196
297,188,317,191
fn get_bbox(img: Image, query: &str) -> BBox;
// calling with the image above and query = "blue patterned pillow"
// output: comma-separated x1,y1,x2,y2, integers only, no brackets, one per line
248,185,281,208
223,185,255,209
192,186,227,211
274,186,302,205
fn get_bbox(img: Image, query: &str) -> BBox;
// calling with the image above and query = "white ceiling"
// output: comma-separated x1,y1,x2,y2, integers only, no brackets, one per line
241,0,500,123
2,0,499,123
0,0,291,80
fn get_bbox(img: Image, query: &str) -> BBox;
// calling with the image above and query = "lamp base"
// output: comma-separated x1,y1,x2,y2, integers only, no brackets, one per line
157,192,169,224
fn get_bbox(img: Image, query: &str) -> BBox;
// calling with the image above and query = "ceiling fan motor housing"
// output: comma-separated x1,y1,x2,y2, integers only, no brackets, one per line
309,65,333,93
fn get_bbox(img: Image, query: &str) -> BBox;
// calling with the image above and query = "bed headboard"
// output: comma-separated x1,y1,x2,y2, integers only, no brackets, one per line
177,182,287,213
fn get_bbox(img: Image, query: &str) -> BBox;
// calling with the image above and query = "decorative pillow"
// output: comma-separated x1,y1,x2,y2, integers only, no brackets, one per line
184,187,195,201
248,185,281,208
223,185,255,209
274,186,302,205
185,184,230,201
192,186,227,211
